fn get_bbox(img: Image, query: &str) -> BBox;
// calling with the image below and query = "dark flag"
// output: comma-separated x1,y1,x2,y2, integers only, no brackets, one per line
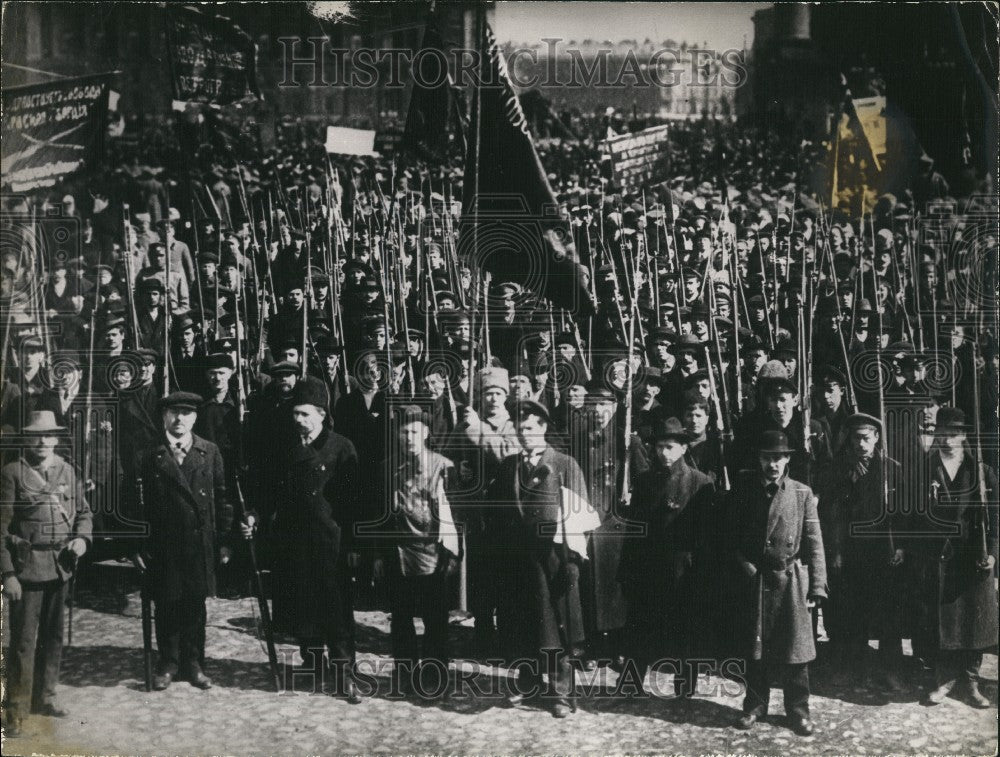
460,23,596,316
1,73,112,192
164,5,260,106
401,12,461,160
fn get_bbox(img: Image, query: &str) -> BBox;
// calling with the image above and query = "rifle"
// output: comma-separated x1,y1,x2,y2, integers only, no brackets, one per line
236,477,281,692
970,316,992,570
135,476,154,692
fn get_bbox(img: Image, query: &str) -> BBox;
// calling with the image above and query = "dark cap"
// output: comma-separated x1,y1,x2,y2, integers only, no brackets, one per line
205,353,235,371
267,361,299,377
158,391,202,412
291,375,329,410
845,412,882,433
512,399,550,425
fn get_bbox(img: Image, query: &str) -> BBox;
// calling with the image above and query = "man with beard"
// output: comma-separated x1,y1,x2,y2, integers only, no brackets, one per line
270,376,363,703
135,278,168,354
619,417,714,696
1,411,92,737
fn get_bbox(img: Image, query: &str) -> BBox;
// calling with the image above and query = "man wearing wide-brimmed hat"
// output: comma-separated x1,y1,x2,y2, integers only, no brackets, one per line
729,430,827,737
619,417,715,697
2,410,92,737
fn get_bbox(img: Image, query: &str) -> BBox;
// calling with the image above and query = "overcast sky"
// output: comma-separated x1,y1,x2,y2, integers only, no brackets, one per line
494,2,769,50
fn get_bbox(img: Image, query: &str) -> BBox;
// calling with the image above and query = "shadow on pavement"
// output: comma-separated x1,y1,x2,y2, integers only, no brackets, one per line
59,645,278,693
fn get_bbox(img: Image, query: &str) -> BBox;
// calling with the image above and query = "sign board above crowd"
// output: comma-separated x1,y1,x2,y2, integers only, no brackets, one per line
1,73,112,192
851,96,887,170
325,126,378,156
165,5,260,106
600,124,671,189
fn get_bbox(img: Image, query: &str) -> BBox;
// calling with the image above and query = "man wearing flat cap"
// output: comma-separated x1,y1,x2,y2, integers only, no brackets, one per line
816,412,910,691
243,361,300,524
136,392,233,691
727,430,827,737
486,399,597,718
2,411,92,736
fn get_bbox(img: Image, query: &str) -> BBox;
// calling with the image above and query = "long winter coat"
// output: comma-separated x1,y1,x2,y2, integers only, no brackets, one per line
486,446,590,658
917,450,999,651
139,436,232,602
728,470,828,664
619,457,715,657
270,426,360,643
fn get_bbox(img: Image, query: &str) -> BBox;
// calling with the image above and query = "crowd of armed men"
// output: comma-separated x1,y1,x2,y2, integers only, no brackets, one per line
1,142,998,736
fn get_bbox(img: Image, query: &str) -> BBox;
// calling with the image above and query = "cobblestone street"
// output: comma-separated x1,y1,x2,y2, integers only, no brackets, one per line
4,589,997,756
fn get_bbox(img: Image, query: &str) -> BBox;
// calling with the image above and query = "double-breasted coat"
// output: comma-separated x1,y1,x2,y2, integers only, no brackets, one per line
139,436,232,603
270,426,361,644
486,445,590,658
1,454,93,583
728,471,828,664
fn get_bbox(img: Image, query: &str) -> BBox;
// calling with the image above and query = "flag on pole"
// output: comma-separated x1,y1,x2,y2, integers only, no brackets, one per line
401,10,463,160
461,23,596,316
164,4,260,106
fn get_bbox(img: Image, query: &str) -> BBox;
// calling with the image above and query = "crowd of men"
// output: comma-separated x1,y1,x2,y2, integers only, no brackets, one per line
1,113,997,737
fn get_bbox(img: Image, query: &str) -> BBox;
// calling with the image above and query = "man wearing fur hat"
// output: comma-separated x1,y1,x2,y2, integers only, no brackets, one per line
270,376,364,703
2,411,92,737
443,366,520,655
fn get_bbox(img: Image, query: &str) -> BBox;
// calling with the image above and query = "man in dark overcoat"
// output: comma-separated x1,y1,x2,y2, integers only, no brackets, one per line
137,392,233,691
618,417,715,696
486,399,597,719
817,413,909,691
729,430,827,736
270,376,363,703
917,408,998,709
1,411,92,737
